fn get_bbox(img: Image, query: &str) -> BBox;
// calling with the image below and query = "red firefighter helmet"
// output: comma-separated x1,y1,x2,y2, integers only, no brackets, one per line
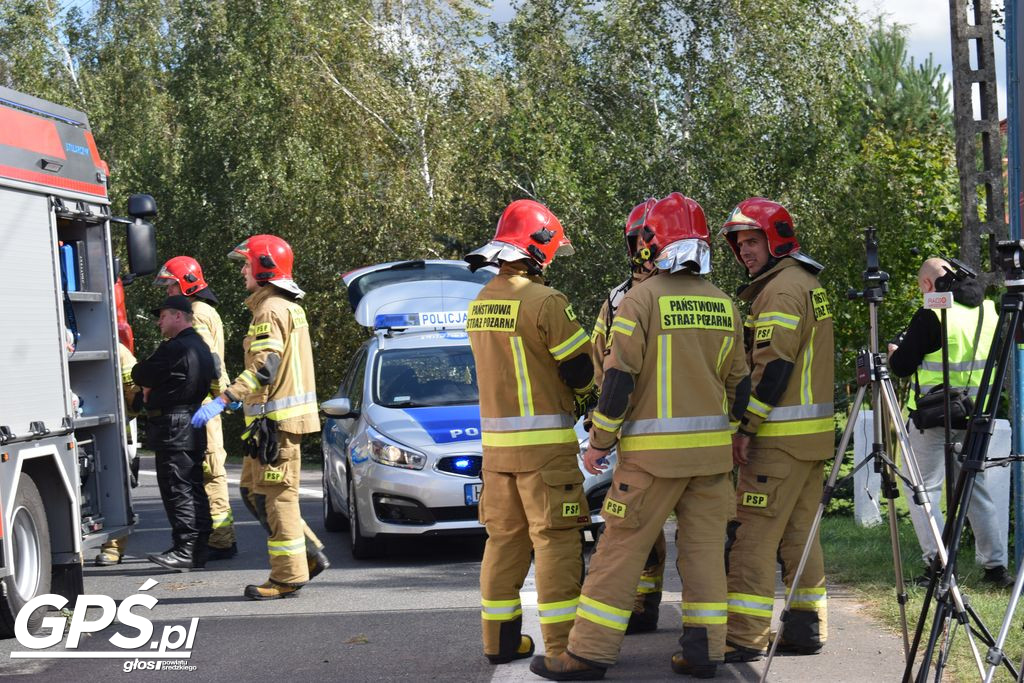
229,234,304,297
720,197,800,264
633,193,711,274
153,256,208,296
624,198,657,266
465,200,573,271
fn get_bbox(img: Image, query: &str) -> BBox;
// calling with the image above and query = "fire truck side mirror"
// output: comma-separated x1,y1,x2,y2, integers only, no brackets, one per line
126,219,157,277
127,194,157,219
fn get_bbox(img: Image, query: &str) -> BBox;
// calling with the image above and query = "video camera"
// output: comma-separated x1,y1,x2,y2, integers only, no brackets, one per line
933,256,977,292
995,239,1024,285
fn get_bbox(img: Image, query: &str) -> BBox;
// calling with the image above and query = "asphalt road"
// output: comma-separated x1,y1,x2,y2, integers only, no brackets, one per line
0,455,905,681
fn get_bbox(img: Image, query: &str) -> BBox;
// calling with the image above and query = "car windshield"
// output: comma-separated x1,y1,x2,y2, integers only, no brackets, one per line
374,345,478,408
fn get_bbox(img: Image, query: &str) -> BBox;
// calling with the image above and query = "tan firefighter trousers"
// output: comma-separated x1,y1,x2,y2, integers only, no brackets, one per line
567,467,733,667
203,413,236,549
479,459,588,659
726,447,828,651
240,431,324,586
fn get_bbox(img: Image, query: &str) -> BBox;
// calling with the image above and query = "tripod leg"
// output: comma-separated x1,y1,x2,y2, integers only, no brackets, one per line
880,458,910,656
983,562,1024,681
757,385,868,683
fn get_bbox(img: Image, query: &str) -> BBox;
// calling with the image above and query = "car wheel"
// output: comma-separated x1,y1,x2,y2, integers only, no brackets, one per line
348,477,380,560
0,476,51,637
323,466,349,532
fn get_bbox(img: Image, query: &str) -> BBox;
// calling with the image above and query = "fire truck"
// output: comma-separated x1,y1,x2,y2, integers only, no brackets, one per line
0,86,157,634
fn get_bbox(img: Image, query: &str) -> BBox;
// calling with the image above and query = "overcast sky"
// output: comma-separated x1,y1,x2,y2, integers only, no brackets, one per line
487,0,1009,118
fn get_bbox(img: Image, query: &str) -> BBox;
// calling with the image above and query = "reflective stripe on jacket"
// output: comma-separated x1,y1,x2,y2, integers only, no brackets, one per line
226,285,319,434
909,299,996,409
468,263,591,472
589,271,748,478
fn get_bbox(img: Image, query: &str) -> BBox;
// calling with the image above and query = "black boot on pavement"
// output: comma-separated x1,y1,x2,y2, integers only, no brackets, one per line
148,542,196,573
529,652,607,680
723,642,764,663
486,635,534,664
669,652,717,678
207,542,238,561
308,549,330,580
768,631,823,656
626,590,661,635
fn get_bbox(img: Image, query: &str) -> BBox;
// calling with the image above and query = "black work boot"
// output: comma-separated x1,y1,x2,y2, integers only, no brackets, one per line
768,631,822,656
486,634,534,664
670,652,717,678
192,533,210,569
148,541,196,572
982,565,1014,588
626,592,661,635
723,642,764,663
530,652,606,680
308,549,331,580
207,542,238,561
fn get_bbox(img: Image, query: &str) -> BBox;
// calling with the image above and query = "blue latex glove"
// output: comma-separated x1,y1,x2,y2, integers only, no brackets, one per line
228,401,242,412
191,399,226,427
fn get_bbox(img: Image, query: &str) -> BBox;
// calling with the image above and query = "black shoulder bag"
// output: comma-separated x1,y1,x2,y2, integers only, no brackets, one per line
909,305,984,431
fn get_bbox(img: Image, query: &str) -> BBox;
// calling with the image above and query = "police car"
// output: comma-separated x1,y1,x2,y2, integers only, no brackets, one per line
320,260,613,558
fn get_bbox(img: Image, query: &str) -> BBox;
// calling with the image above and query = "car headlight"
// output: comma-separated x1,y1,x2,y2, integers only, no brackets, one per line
367,427,426,470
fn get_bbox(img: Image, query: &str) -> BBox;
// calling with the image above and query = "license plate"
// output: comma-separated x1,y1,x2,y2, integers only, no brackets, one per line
465,482,482,505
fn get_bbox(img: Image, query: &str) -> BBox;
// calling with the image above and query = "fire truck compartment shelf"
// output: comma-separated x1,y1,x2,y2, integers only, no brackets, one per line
68,351,109,362
73,414,114,429
67,291,102,302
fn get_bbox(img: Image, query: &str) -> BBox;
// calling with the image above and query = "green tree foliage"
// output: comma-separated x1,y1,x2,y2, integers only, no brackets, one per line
0,1,963,450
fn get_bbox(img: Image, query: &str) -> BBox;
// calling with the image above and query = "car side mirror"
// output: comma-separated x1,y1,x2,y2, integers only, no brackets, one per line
321,397,356,417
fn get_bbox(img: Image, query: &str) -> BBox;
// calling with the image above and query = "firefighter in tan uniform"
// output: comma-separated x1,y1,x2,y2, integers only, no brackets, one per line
192,234,329,600
465,199,596,665
719,198,834,661
533,193,749,681
154,256,237,560
589,199,666,635
94,342,142,565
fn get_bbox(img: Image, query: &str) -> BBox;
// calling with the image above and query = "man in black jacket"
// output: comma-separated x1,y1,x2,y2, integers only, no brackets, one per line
133,295,218,571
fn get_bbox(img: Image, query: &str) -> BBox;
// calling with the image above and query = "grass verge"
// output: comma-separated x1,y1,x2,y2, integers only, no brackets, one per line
822,513,1020,682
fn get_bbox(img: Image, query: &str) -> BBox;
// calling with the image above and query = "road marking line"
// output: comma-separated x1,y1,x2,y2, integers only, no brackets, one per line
139,469,323,498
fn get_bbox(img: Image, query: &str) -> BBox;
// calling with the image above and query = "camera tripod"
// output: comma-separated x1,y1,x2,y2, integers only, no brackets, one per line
904,268,1024,682
760,229,969,681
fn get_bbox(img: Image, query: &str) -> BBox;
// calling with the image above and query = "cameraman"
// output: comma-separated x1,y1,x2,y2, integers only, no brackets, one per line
888,257,1012,587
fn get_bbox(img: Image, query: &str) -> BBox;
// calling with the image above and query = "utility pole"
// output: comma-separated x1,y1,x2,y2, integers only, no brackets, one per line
1005,0,1023,567
949,0,1008,281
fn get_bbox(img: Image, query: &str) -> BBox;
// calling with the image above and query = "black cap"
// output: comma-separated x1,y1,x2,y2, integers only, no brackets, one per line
151,295,193,316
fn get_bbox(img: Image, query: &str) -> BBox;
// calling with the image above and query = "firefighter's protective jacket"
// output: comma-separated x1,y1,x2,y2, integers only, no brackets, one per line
117,342,141,414
468,263,593,472
590,271,749,478
225,285,319,434
191,299,229,396
591,278,631,388
737,258,834,460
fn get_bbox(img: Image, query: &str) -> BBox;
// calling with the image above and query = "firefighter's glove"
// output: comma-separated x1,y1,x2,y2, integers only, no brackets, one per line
242,416,280,465
573,386,598,420
191,399,225,427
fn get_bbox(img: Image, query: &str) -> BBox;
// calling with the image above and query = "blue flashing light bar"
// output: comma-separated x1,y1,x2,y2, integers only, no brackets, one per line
374,313,420,329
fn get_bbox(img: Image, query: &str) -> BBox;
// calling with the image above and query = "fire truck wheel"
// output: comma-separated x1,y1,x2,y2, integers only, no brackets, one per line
0,476,51,637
